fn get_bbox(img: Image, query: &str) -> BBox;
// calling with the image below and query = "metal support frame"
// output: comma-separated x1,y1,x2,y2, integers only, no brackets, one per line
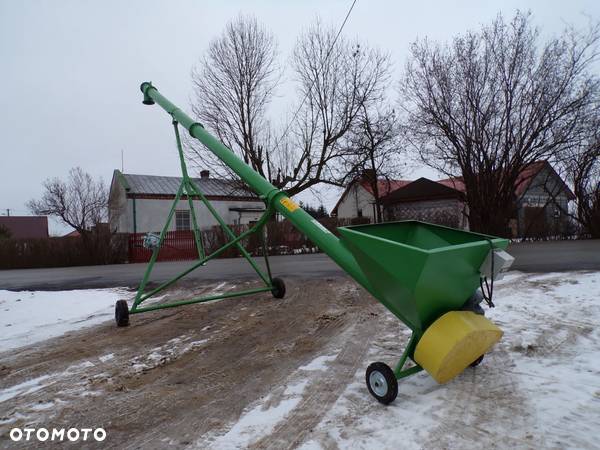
394,331,423,379
130,120,276,315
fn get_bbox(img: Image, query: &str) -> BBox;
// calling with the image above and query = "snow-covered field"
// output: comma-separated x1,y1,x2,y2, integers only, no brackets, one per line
0,288,129,351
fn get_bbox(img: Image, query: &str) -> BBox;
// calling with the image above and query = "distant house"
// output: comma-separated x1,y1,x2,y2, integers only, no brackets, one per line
0,216,48,239
333,161,574,237
433,161,575,236
108,170,266,234
382,177,468,229
331,176,411,221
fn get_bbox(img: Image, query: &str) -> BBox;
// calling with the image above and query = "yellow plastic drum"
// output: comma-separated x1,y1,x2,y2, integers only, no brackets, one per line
414,311,503,384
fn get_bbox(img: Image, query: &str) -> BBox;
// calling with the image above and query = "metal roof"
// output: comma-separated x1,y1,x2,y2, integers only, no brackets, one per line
120,173,257,198
381,177,464,204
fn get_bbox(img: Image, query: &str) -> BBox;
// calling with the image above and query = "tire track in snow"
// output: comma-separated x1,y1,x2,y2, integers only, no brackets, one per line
250,310,382,450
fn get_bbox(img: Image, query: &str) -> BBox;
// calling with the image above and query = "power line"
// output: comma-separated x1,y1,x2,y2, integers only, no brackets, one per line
274,0,359,150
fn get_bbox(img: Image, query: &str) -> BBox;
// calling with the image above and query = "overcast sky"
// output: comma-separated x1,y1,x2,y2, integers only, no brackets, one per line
1,0,598,235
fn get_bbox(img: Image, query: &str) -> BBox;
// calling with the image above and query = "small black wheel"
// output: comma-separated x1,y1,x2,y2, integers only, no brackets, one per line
470,354,484,367
115,300,129,327
365,362,398,405
271,277,286,299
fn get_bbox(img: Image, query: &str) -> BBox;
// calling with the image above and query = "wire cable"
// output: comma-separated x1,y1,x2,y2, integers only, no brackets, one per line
274,0,359,150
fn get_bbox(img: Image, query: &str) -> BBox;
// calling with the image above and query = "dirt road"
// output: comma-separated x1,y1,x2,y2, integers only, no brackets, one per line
0,278,385,449
2,273,599,449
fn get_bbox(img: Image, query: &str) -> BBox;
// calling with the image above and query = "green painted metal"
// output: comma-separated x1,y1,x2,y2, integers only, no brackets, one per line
140,82,375,296
172,121,205,260
338,221,508,333
138,82,510,381
132,286,274,314
393,331,424,379
130,116,277,314
396,365,424,380
131,204,275,312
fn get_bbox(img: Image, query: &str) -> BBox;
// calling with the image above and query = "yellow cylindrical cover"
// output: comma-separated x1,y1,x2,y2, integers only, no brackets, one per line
414,311,503,384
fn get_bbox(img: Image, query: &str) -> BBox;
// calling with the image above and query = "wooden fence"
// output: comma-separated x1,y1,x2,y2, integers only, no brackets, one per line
0,232,128,270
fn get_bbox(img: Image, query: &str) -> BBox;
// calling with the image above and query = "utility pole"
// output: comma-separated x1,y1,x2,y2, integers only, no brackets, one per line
121,149,124,172
5,209,9,216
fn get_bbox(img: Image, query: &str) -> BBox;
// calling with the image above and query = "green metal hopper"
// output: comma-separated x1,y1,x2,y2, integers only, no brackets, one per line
338,221,508,333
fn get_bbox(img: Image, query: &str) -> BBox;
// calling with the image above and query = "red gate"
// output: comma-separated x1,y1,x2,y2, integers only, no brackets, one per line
128,231,198,263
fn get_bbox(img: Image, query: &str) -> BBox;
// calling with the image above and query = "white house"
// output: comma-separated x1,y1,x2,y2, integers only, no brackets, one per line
331,162,574,237
109,169,266,234
331,176,410,221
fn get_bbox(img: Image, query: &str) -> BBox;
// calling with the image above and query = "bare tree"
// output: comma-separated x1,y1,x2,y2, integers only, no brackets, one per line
400,11,600,236
27,167,107,235
275,21,391,195
337,105,403,222
189,15,280,180
561,113,600,237
188,17,390,197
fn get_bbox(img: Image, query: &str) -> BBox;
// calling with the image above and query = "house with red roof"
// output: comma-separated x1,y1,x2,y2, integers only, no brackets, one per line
332,161,574,237
331,174,411,222
381,177,468,229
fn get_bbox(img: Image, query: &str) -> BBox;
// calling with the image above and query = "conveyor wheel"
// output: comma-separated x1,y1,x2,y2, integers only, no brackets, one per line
366,362,398,404
271,277,286,299
115,300,130,327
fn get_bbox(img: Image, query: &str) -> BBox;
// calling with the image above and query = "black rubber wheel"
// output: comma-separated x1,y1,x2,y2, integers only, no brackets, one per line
271,277,286,299
365,362,398,405
470,354,484,367
115,300,129,327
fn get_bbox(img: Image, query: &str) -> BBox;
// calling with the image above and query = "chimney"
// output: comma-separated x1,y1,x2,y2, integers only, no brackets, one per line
361,169,376,181
200,170,210,179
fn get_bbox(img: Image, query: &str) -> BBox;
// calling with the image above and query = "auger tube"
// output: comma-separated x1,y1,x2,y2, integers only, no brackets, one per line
140,82,375,295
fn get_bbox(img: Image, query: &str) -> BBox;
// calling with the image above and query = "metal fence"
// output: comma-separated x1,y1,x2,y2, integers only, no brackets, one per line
127,217,372,263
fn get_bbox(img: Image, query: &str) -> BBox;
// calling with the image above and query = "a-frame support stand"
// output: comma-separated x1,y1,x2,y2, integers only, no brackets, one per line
114,120,284,326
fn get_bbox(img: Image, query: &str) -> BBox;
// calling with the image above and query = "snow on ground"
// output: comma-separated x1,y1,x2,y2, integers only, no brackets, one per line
205,379,310,450
0,331,212,427
199,271,600,449
193,351,333,450
0,281,235,353
0,288,130,352
128,335,210,374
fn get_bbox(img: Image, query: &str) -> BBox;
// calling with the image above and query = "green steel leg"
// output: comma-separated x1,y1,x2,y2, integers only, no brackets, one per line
186,177,271,285
129,116,281,318
131,207,276,313
172,121,205,260
185,180,205,260
133,182,184,309
131,286,274,314
261,226,273,282
394,331,423,379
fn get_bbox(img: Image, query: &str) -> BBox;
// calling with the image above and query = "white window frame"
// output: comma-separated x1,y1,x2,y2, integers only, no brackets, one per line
175,210,191,231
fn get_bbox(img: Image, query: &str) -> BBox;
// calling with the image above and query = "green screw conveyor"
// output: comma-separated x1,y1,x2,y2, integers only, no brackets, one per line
120,82,515,404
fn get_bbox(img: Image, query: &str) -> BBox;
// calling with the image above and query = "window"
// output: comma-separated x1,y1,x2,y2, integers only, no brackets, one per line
175,210,191,231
